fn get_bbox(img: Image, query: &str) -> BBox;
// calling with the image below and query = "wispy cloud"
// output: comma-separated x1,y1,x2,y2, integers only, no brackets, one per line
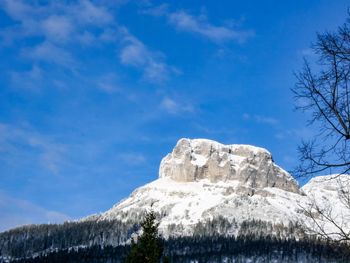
168,11,254,43
117,153,146,166
42,15,74,43
160,97,194,115
73,0,114,26
97,73,122,93
1,0,115,42
139,3,169,17
0,122,66,175
0,0,116,67
1,1,179,85
24,41,77,68
0,191,70,232
275,127,315,140
10,65,43,90
141,5,254,44
119,28,179,83
243,113,279,126
1,0,38,25
300,48,314,57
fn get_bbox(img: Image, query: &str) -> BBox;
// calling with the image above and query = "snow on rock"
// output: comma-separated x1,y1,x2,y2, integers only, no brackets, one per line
99,177,304,236
88,138,350,239
301,174,350,238
159,138,301,194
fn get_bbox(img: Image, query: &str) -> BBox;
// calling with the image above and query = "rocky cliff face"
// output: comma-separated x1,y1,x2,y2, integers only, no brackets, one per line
94,138,308,236
159,138,300,194
93,138,350,239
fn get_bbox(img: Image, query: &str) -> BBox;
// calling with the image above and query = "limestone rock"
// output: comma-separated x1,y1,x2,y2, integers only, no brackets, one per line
159,138,300,194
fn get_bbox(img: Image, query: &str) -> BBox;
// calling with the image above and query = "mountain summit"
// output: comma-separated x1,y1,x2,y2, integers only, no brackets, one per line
94,138,348,238
160,138,300,193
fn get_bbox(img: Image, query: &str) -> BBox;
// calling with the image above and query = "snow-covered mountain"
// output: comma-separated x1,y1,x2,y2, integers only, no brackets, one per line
2,138,350,262
88,138,350,239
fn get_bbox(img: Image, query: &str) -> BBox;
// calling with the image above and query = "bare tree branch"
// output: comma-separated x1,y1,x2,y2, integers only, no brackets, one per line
293,13,350,244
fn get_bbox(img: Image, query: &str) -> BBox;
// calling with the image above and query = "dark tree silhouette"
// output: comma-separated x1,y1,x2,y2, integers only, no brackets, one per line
125,211,164,263
293,13,350,178
293,12,350,242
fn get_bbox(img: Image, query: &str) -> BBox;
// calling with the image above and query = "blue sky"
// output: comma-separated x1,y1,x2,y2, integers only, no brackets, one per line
0,0,349,232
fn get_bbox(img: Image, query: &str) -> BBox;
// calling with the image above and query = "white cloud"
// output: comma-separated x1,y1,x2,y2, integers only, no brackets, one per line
1,0,44,41
161,97,178,113
275,127,315,141
10,65,43,90
2,0,37,22
139,3,169,17
97,73,121,93
1,1,178,84
0,122,66,175
42,15,73,43
243,113,279,125
143,61,169,82
1,1,180,84
77,30,96,45
74,0,114,25
99,27,119,42
117,153,146,165
120,35,148,66
25,41,76,68
160,97,194,115
300,48,316,57
1,0,117,67
254,115,279,125
0,191,70,232
119,28,178,83
2,0,115,35
141,5,254,43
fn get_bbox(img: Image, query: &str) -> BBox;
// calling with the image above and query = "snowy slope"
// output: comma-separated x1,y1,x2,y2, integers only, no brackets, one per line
98,177,305,237
86,138,350,239
2,138,350,262
301,174,350,239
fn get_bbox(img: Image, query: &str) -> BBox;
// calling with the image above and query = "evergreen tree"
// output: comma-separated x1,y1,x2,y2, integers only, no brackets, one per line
125,211,164,263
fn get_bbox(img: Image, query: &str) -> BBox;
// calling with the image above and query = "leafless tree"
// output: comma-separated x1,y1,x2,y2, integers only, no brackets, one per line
293,13,350,243
293,13,350,178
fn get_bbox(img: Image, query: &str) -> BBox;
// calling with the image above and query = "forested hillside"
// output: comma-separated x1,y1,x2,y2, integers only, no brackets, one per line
0,216,344,262
5,235,350,263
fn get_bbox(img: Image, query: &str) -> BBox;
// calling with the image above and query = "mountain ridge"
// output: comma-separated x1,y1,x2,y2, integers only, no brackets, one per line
1,138,350,261
84,138,349,239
